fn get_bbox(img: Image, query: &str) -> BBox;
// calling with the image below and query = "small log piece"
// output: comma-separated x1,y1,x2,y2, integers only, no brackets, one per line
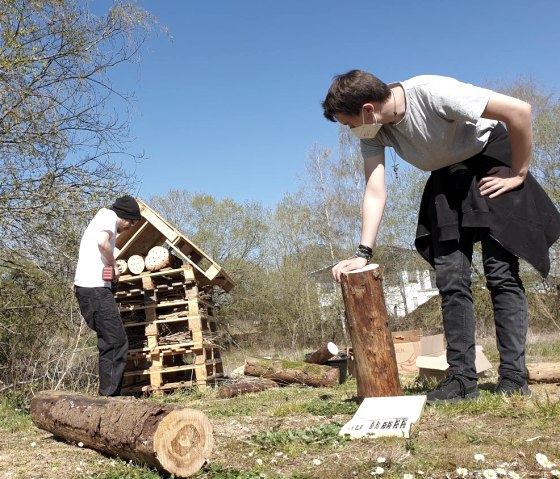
116,259,128,275
127,254,145,275
341,264,403,399
217,378,279,399
305,342,339,364
527,362,560,383
145,246,171,271
244,357,339,387
30,391,213,478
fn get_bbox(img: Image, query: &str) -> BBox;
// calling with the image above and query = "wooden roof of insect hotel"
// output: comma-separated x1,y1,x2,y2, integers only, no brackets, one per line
115,199,235,292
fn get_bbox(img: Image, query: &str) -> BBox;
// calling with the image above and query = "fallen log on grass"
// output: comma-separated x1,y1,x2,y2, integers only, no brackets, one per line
30,391,212,478
244,357,339,387
527,362,560,383
217,378,280,399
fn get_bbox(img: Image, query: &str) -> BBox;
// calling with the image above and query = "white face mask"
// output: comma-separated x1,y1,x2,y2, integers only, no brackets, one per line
351,109,381,140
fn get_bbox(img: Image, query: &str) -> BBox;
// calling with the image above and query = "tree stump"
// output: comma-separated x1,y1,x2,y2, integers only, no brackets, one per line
30,391,213,477
341,264,402,399
244,357,339,387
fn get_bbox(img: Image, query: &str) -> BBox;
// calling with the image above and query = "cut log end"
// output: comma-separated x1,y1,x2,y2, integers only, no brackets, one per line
30,391,213,478
127,254,146,275
154,408,213,477
145,246,172,271
116,259,128,274
305,342,340,364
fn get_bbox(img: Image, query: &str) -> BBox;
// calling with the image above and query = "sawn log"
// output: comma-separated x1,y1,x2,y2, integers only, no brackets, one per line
244,357,339,387
527,362,560,383
305,342,339,364
30,390,213,478
341,264,402,399
217,378,279,399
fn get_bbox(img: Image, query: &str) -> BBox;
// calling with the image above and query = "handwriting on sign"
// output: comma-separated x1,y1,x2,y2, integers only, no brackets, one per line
344,417,409,432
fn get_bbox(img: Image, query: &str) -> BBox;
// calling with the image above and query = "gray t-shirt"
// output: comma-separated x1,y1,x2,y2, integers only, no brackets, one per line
360,75,498,171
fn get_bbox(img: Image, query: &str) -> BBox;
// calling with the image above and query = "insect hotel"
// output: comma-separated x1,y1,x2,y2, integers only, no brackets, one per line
114,199,234,395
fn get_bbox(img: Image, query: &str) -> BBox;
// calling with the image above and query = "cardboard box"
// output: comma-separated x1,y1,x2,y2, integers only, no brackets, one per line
347,330,493,379
415,334,493,380
392,330,423,374
348,330,427,375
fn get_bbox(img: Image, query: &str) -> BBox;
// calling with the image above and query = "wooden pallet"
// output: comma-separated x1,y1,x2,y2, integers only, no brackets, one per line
115,262,223,395
121,359,223,394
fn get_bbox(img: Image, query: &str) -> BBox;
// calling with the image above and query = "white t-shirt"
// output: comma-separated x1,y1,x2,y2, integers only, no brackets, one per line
74,208,118,288
360,75,499,171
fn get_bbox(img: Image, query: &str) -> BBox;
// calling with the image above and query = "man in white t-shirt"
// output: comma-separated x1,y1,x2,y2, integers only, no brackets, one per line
322,70,560,404
74,195,141,396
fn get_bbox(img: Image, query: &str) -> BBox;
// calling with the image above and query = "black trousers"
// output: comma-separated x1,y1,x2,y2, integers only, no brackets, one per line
433,228,528,381
74,286,128,396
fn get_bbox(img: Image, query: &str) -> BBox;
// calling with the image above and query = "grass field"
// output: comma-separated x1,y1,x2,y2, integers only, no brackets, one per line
1,338,559,479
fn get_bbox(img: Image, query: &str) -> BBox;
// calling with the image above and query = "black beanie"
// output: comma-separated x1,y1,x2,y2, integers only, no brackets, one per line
111,195,141,220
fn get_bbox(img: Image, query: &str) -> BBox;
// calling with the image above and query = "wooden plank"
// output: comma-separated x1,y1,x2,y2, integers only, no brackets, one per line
122,313,215,328
137,204,180,242
124,359,223,377
117,222,166,258
115,219,149,254
118,265,197,284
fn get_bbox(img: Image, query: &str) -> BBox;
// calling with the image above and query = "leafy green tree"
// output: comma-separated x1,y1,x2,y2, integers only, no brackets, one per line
149,191,275,347
0,0,158,396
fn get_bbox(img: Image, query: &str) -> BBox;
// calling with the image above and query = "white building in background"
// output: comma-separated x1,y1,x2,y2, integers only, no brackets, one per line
383,268,439,317
309,247,439,319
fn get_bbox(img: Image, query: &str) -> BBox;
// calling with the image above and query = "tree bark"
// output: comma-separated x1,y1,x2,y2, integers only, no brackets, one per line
30,391,213,478
527,362,560,383
244,357,339,387
217,378,279,399
305,342,339,364
341,264,403,399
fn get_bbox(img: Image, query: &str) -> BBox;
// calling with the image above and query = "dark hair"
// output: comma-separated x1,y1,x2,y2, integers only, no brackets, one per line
322,70,391,122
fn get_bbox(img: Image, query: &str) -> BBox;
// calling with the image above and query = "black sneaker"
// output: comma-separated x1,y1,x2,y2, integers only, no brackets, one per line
495,376,531,396
426,375,480,404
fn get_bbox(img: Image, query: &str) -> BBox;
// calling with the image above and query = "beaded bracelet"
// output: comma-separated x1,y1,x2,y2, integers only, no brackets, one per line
354,249,372,261
358,244,373,254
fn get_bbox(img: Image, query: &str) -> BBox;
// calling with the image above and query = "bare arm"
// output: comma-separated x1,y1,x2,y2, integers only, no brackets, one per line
332,153,386,282
97,230,121,280
479,92,532,198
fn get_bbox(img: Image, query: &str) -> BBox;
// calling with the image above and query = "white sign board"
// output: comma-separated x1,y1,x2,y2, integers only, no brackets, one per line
339,395,427,439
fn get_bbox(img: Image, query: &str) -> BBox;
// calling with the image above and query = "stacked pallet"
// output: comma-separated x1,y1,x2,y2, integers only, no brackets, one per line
114,200,234,395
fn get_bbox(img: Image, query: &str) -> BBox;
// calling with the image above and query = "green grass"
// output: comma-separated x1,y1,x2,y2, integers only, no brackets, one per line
75,459,165,479
0,395,34,433
250,422,350,448
2,341,560,479
526,338,560,360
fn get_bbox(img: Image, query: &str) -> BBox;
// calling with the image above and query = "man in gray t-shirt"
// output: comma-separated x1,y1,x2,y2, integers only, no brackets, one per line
322,69,560,404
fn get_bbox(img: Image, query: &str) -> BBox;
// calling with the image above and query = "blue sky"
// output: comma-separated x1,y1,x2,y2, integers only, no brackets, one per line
92,0,560,208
